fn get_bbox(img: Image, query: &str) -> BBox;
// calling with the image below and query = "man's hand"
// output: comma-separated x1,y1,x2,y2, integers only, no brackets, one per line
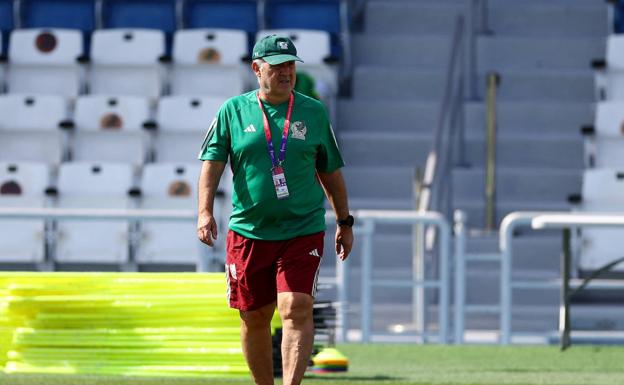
335,226,353,261
197,213,218,246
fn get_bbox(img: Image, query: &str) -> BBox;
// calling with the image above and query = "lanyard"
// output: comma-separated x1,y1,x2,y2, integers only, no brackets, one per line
256,92,294,168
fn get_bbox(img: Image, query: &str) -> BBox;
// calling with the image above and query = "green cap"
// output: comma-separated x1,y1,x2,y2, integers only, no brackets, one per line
252,34,303,65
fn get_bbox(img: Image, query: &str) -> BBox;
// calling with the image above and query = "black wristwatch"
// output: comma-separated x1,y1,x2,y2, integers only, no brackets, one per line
337,214,354,227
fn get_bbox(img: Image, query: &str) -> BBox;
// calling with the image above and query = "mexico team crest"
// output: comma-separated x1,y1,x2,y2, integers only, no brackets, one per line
291,121,307,140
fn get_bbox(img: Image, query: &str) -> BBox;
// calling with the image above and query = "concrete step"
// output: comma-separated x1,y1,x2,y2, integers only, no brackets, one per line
464,101,593,136
337,100,439,134
477,36,605,71
452,167,582,203
352,34,452,67
338,132,431,167
365,1,466,34
339,132,583,169
352,68,595,102
488,1,608,38
352,67,445,101
476,70,595,102
343,166,414,201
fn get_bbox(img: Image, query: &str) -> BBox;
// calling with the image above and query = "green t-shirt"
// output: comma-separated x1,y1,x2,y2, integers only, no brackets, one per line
198,90,345,241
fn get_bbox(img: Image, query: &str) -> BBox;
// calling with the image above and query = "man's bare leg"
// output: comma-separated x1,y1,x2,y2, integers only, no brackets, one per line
278,292,315,385
240,302,277,385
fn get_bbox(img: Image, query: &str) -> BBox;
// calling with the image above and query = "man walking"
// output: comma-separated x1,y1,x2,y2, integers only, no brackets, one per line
197,34,353,385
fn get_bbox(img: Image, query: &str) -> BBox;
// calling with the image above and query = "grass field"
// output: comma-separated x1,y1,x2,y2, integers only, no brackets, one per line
2,344,624,385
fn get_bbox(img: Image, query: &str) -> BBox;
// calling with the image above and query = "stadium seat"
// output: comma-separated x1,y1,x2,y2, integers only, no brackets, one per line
55,162,134,264
574,169,624,272
182,0,259,37
154,95,225,162
0,0,13,53
583,101,624,168
0,162,50,263
70,95,152,165
136,162,210,267
256,29,338,104
593,35,624,101
264,0,344,59
101,0,177,54
7,28,84,97
170,28,248,97
19,0,96,52
89,28,165,98
0,94,69,164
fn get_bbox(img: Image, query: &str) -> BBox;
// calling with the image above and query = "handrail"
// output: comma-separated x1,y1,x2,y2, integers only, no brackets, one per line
417,15,466,219
0,207,452,344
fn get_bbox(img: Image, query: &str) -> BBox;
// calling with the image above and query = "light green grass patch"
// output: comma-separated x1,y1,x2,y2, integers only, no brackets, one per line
2,344,624,385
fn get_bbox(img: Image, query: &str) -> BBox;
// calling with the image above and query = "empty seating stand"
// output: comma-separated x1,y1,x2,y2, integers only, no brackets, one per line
182,0,259,50
264,0,343,59
0,162,50,263
55,162,135,266
0,94,69,165
8,28,84,97
573,169,624,273
583,100,624,168
593,35,624,100
170,28,248,97
136,162,207,267
0,0,13,53
154,95,225,162
89,28,165,98
19,0,96,52
70,95,152,165
101,0,177,54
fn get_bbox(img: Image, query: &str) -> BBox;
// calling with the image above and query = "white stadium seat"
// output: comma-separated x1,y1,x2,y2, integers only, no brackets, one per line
0,94,69,164
154,95,225,162
170,28,248,97
584,101,624,168
136,163,209,266
0,162,50,263
8,28,84,97
89,29,165,98
55,162,134,264
594,35,624,101
71,95,151,165
576,169,624,272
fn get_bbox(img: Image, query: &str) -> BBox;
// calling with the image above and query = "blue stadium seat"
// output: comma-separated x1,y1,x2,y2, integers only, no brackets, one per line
615,1,624,33
183,0,258,34
19,0,96,52
0,0,13,53
101,0,177,53
264,0,342,58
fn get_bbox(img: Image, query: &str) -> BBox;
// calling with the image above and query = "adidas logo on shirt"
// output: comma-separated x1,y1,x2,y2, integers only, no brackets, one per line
244,124,256,133
309,249,320,257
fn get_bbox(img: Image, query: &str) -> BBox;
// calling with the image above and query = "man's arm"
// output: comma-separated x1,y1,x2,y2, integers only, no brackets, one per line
317,169,353,260
197,160,227,246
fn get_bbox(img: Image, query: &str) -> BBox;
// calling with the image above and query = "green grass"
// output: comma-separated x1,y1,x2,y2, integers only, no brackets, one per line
2,344,624,385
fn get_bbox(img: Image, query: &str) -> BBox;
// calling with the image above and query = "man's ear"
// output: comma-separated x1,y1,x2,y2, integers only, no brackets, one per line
251,61,261,76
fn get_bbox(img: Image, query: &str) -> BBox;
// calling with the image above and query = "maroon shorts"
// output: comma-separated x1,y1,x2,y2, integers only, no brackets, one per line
225,230,324,311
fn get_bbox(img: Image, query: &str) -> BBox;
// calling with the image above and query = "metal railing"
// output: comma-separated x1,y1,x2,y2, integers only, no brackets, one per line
0,207,453,345
499,211,624,345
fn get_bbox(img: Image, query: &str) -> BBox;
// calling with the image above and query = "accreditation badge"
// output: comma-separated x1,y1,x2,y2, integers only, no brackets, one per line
272,166,290,200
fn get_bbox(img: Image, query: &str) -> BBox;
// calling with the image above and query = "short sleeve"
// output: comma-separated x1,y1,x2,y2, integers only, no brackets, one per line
316,112,345,173
198,106,230,161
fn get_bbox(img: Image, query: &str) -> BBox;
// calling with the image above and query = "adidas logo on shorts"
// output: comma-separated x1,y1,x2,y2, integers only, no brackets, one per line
309,249,320,257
